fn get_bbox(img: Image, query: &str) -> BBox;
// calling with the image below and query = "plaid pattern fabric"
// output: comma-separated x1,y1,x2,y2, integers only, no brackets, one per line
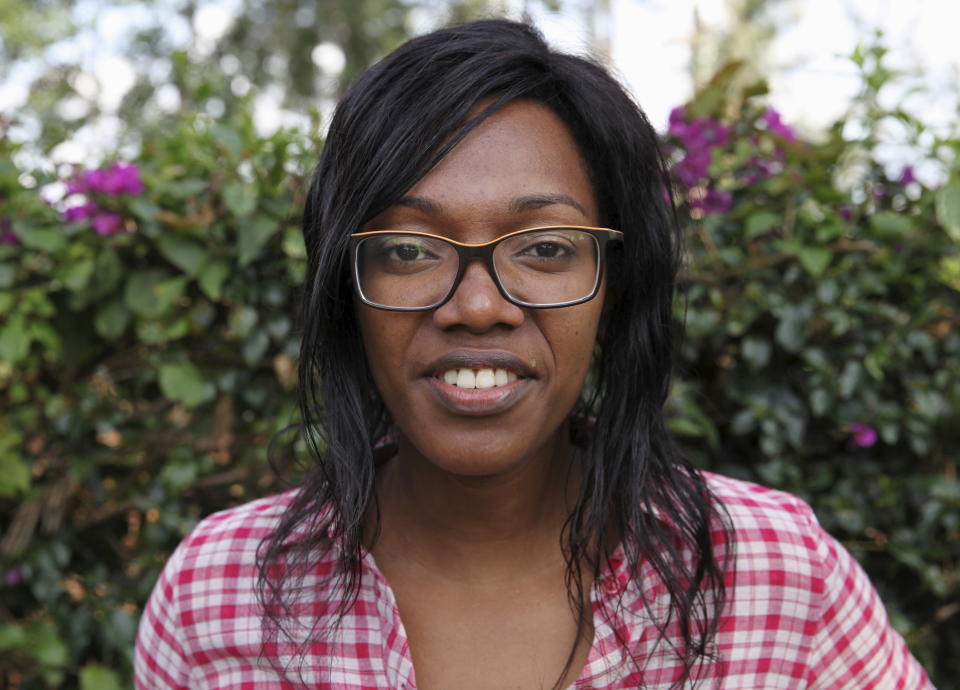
135,472,934,689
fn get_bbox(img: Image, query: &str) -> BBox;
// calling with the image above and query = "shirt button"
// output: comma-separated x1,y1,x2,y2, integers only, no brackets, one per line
602,577,620,596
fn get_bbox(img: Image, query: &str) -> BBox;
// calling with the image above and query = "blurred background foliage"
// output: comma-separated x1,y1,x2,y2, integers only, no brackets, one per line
1,0,958,688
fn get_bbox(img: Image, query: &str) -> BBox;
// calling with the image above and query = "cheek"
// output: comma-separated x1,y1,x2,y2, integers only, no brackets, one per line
540,299,604,379
355,307,418,391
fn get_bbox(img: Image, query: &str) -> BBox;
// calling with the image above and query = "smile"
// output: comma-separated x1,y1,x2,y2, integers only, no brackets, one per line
440,368,520,389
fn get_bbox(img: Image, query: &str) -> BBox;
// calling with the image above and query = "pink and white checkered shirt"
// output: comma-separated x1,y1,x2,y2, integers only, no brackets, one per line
135,472,933,689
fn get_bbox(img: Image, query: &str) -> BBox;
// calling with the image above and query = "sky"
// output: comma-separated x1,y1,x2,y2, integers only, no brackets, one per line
1,0,958,176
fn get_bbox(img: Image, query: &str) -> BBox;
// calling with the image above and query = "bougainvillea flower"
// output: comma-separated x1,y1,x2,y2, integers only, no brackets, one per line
64,201,100,222
3,567,22,587
846,422,878,448
762,108,797,142
0,219,17,245
91,212,125,236
667,106,732,190
689,188,733,215
84,162,144,196
898,166,917,186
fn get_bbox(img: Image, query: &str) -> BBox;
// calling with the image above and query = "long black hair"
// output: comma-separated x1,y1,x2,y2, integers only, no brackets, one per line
258,19,734,688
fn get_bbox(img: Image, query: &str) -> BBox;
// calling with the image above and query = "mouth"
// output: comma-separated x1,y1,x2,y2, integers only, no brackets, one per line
423,350,535,415
425,349,535,385
438,367,519,389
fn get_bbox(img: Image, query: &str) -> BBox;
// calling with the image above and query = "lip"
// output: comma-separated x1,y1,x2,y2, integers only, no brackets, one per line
421,349,537,417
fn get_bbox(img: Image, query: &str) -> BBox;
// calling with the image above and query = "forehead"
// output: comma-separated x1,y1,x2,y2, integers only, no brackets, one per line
396,99,599,232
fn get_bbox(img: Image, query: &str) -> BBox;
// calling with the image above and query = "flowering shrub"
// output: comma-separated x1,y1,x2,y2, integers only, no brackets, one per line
664,46,960,678
0,111,317,688
0,45,957,687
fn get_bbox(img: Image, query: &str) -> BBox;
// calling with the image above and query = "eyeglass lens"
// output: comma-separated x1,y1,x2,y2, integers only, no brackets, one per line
355,229,600,309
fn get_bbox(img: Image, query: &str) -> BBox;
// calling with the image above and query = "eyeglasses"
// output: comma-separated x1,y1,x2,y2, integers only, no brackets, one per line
349,226,623,311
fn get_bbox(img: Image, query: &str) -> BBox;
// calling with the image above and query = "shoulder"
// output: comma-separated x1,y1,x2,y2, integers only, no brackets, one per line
699,471,834,597
700,470,823,546
134,490,316,687
694,472,932,688
701,470,817,520
175,489,299,559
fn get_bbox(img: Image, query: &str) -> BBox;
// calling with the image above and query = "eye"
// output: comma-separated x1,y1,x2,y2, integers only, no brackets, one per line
391,243,427,261
515,236,576,260
525,241,567,258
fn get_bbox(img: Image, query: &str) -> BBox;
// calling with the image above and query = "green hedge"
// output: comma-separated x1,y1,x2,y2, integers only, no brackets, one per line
1,48,958,688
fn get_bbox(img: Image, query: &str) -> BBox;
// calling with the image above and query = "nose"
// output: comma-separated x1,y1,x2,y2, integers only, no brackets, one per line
432,259,524,333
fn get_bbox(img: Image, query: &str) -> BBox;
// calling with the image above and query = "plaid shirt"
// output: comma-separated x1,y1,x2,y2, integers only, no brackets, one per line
135,472,933,689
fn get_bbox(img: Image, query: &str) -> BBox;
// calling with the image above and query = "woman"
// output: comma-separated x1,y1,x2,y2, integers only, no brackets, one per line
135,19,932,689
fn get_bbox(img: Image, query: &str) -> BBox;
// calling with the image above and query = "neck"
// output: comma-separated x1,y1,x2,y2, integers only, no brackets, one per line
369,426,580,582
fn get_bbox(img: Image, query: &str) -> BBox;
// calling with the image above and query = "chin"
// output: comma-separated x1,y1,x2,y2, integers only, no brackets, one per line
396,423,567,479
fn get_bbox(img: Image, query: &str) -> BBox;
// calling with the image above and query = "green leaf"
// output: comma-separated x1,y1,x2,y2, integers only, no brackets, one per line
237,215,278,266
127,196,161,222
0,315,30,362
154,276,190,312
198,260,230,301
158,362,215,408
242,330,270,364
282,227,306,259
0,623,27,650
16,227,67,253
228,304,258,339
0,263,15,288
210,122,244,158
797,246,832,276
80,664,123,690
0,449,30,496
741,336,771,369
936,255,960,290
28,620,68,667
124,269,172,317
59,256,95,291
157,234,209,275
936,184,960,242
94,297,131,340
745,211,779,239
222,181,258,218
869,211,911,240
774,302,812,353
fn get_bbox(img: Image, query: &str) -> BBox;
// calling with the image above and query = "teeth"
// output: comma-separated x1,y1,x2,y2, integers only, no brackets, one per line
441,367,520,389
475,369,495,389
456,369,476,389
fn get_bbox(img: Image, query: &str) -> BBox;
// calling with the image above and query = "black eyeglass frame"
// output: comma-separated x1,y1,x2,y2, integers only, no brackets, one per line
348,225,624,311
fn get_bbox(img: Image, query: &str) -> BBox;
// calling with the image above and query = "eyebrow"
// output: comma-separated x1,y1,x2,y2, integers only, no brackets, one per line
394,193,588,217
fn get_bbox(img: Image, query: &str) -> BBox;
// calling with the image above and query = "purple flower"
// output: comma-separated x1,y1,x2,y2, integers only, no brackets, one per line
667,107,733,189
84,161,144,196
846,422,878,448
674,149,712,188
897,166,917,186
91,212,125,236
66,178,89,195
0,218,17,245
689,188,732,216
761,108,797,142
69,161,144,198
838,205,853,222
3,567,22,587
64,201,100,223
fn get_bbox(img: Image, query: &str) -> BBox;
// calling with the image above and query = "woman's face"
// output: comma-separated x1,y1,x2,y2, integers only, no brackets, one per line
356,99,605,477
